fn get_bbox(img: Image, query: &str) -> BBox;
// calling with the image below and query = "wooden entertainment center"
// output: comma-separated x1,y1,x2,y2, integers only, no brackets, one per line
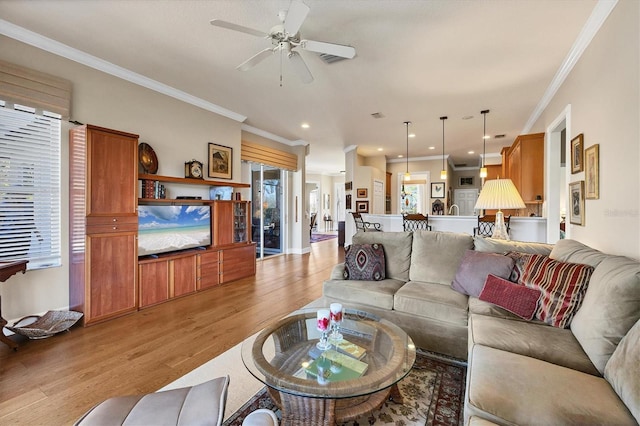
69,124,256,326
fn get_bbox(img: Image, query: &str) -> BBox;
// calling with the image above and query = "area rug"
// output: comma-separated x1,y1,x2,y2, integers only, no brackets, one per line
222,349,466,426
310,233,338,243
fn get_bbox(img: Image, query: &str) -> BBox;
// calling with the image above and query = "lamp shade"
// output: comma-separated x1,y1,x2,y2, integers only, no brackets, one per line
474,178,526,210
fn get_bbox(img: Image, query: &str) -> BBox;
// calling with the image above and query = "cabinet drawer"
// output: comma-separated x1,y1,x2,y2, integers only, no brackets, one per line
197,250,220,290
87,216,137,233
220,244,256,283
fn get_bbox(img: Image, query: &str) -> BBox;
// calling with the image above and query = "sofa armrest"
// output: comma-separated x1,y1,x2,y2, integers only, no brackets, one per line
330,263,346,280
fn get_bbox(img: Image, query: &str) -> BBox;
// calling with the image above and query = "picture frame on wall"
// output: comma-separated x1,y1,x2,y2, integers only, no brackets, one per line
431,182,445,198
345,181,353,191
356,200,369,213
459,177,474,186
585,144,599,199
569,181,585,226
571,134,584,174
357,188,368,198
346,194,352,210
208,143,232,179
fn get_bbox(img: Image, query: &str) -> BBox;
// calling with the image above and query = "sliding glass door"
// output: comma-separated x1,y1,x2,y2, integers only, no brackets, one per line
251,163,285,259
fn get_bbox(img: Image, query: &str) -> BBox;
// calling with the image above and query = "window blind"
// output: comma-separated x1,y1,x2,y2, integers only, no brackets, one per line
0,102,62,269
241,140,298,171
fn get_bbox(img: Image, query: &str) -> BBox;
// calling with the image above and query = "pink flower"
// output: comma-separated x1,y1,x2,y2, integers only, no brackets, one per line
317,317,329,331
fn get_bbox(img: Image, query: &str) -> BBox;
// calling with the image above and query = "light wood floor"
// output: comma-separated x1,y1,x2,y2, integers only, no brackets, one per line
0,238,343,425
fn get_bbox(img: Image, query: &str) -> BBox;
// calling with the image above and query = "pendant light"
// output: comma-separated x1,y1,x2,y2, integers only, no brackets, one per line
479,109,490,178
404,121,411,181
440,116,448,180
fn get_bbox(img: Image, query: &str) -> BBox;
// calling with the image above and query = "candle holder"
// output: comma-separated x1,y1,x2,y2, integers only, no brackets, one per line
329,303,343,342
316,309,331,350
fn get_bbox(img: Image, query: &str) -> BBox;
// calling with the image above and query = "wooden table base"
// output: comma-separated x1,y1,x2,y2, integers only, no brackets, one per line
0,260,28,350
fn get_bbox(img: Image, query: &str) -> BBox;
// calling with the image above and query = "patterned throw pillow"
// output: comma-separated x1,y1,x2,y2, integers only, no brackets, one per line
521,254,594,328
344,243,386,281
505,251,533,283
479,274,541,320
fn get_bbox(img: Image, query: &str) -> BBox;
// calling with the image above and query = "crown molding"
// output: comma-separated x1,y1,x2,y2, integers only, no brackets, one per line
240,124,299,145
0,19,247,123
523,0,618,133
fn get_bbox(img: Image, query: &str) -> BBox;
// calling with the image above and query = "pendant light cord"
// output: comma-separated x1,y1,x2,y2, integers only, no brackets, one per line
481,109,489,168
440,116,447,171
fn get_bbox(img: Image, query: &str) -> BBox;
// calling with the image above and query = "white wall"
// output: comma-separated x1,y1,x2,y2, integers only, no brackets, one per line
530,0,639,259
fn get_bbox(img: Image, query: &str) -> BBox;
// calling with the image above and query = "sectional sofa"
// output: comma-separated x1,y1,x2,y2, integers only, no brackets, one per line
319,230,639,425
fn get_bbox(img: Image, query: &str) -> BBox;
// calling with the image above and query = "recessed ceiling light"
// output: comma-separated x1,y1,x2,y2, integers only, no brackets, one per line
398,154,403,158
468,150,475,154
483,135,490,140
301,123,310,129
409,133,416,138
377,148,383,151
428,146,435,150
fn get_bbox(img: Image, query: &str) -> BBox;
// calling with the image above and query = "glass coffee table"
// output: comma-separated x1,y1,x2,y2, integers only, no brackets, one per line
241,308,416,424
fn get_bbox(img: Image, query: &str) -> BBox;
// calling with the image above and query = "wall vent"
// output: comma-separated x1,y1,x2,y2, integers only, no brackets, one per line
454,163,467,167
371,112,385,119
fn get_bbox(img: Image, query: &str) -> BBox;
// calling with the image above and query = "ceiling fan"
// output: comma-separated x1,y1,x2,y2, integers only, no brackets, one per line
210,0,356,84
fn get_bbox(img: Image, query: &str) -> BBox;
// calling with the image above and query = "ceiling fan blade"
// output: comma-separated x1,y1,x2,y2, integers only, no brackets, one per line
288,51,314,84
237,48,275,71
284,1,310,36
300,40,356,59
210,19,267,38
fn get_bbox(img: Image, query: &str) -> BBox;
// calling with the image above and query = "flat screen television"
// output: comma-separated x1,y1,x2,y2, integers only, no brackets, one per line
138,204,211,257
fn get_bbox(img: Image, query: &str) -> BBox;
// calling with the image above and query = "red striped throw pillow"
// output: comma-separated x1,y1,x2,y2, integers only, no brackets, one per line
521,254,594,328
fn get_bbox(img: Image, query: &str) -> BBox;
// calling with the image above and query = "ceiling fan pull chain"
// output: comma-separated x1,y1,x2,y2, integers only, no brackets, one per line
280,45,283,87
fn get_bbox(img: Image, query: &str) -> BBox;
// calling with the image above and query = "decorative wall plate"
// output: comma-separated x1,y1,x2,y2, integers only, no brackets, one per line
138,142,158,174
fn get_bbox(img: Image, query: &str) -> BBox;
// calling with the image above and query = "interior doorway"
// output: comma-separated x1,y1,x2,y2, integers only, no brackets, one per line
546,105,571,242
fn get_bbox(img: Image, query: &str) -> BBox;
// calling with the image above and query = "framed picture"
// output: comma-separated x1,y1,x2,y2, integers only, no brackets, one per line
345,181,352,191
569,181,585,226
571,134,584,174
431,182,445,198
357,188,368,198
346,194,352,210
585,144,599,199
208,143,232,179
356,200,369,213
459,177,474,186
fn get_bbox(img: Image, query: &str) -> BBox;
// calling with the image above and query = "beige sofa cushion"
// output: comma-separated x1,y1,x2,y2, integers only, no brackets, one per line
465,346,636,426
550,239,610,267
605,318,640,424
570,255,640,374
410,231,473,285
322,278,406,310
394,281,469,326
353,231,413,281
468,313,599,375
473,237,553,255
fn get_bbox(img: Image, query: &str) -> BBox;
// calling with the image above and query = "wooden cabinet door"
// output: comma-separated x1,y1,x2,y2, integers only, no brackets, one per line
87,126,137,216
198,250,220,290
139,260,169,308
220,244,256,283
86,232,137,323
171,256,196,297
213,201,234,246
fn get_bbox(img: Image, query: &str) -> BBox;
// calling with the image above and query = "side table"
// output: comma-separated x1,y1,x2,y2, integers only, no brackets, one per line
323,217,333,232
0,260,28,350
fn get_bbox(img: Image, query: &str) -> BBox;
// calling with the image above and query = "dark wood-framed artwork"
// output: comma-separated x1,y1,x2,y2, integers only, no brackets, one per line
346,194,352,210
459,177,474,186
569,181,585,225
585,144,599,199
571,134,584,174
345,181,353,191
356,188,368,198
356,200,369,213
431,182,445,198
208,143,232,179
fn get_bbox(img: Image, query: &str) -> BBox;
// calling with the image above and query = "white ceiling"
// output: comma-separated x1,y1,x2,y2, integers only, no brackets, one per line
0,0,601,175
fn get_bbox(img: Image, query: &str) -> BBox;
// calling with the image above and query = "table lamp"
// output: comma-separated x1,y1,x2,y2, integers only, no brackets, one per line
474,178,526,240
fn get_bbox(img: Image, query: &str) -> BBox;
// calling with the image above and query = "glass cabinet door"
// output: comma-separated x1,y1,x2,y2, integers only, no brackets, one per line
234,201,249,243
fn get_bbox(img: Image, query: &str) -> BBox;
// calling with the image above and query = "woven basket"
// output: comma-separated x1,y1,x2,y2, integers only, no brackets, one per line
6,310,83,339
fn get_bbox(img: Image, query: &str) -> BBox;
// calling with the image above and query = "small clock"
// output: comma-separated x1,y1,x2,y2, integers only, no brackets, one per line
185,160,204,179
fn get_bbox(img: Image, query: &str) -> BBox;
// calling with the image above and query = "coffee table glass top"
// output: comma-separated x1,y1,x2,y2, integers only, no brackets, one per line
241,308,416,399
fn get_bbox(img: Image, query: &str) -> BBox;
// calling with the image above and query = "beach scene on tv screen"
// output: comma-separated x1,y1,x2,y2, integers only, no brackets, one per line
138,205,211,256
